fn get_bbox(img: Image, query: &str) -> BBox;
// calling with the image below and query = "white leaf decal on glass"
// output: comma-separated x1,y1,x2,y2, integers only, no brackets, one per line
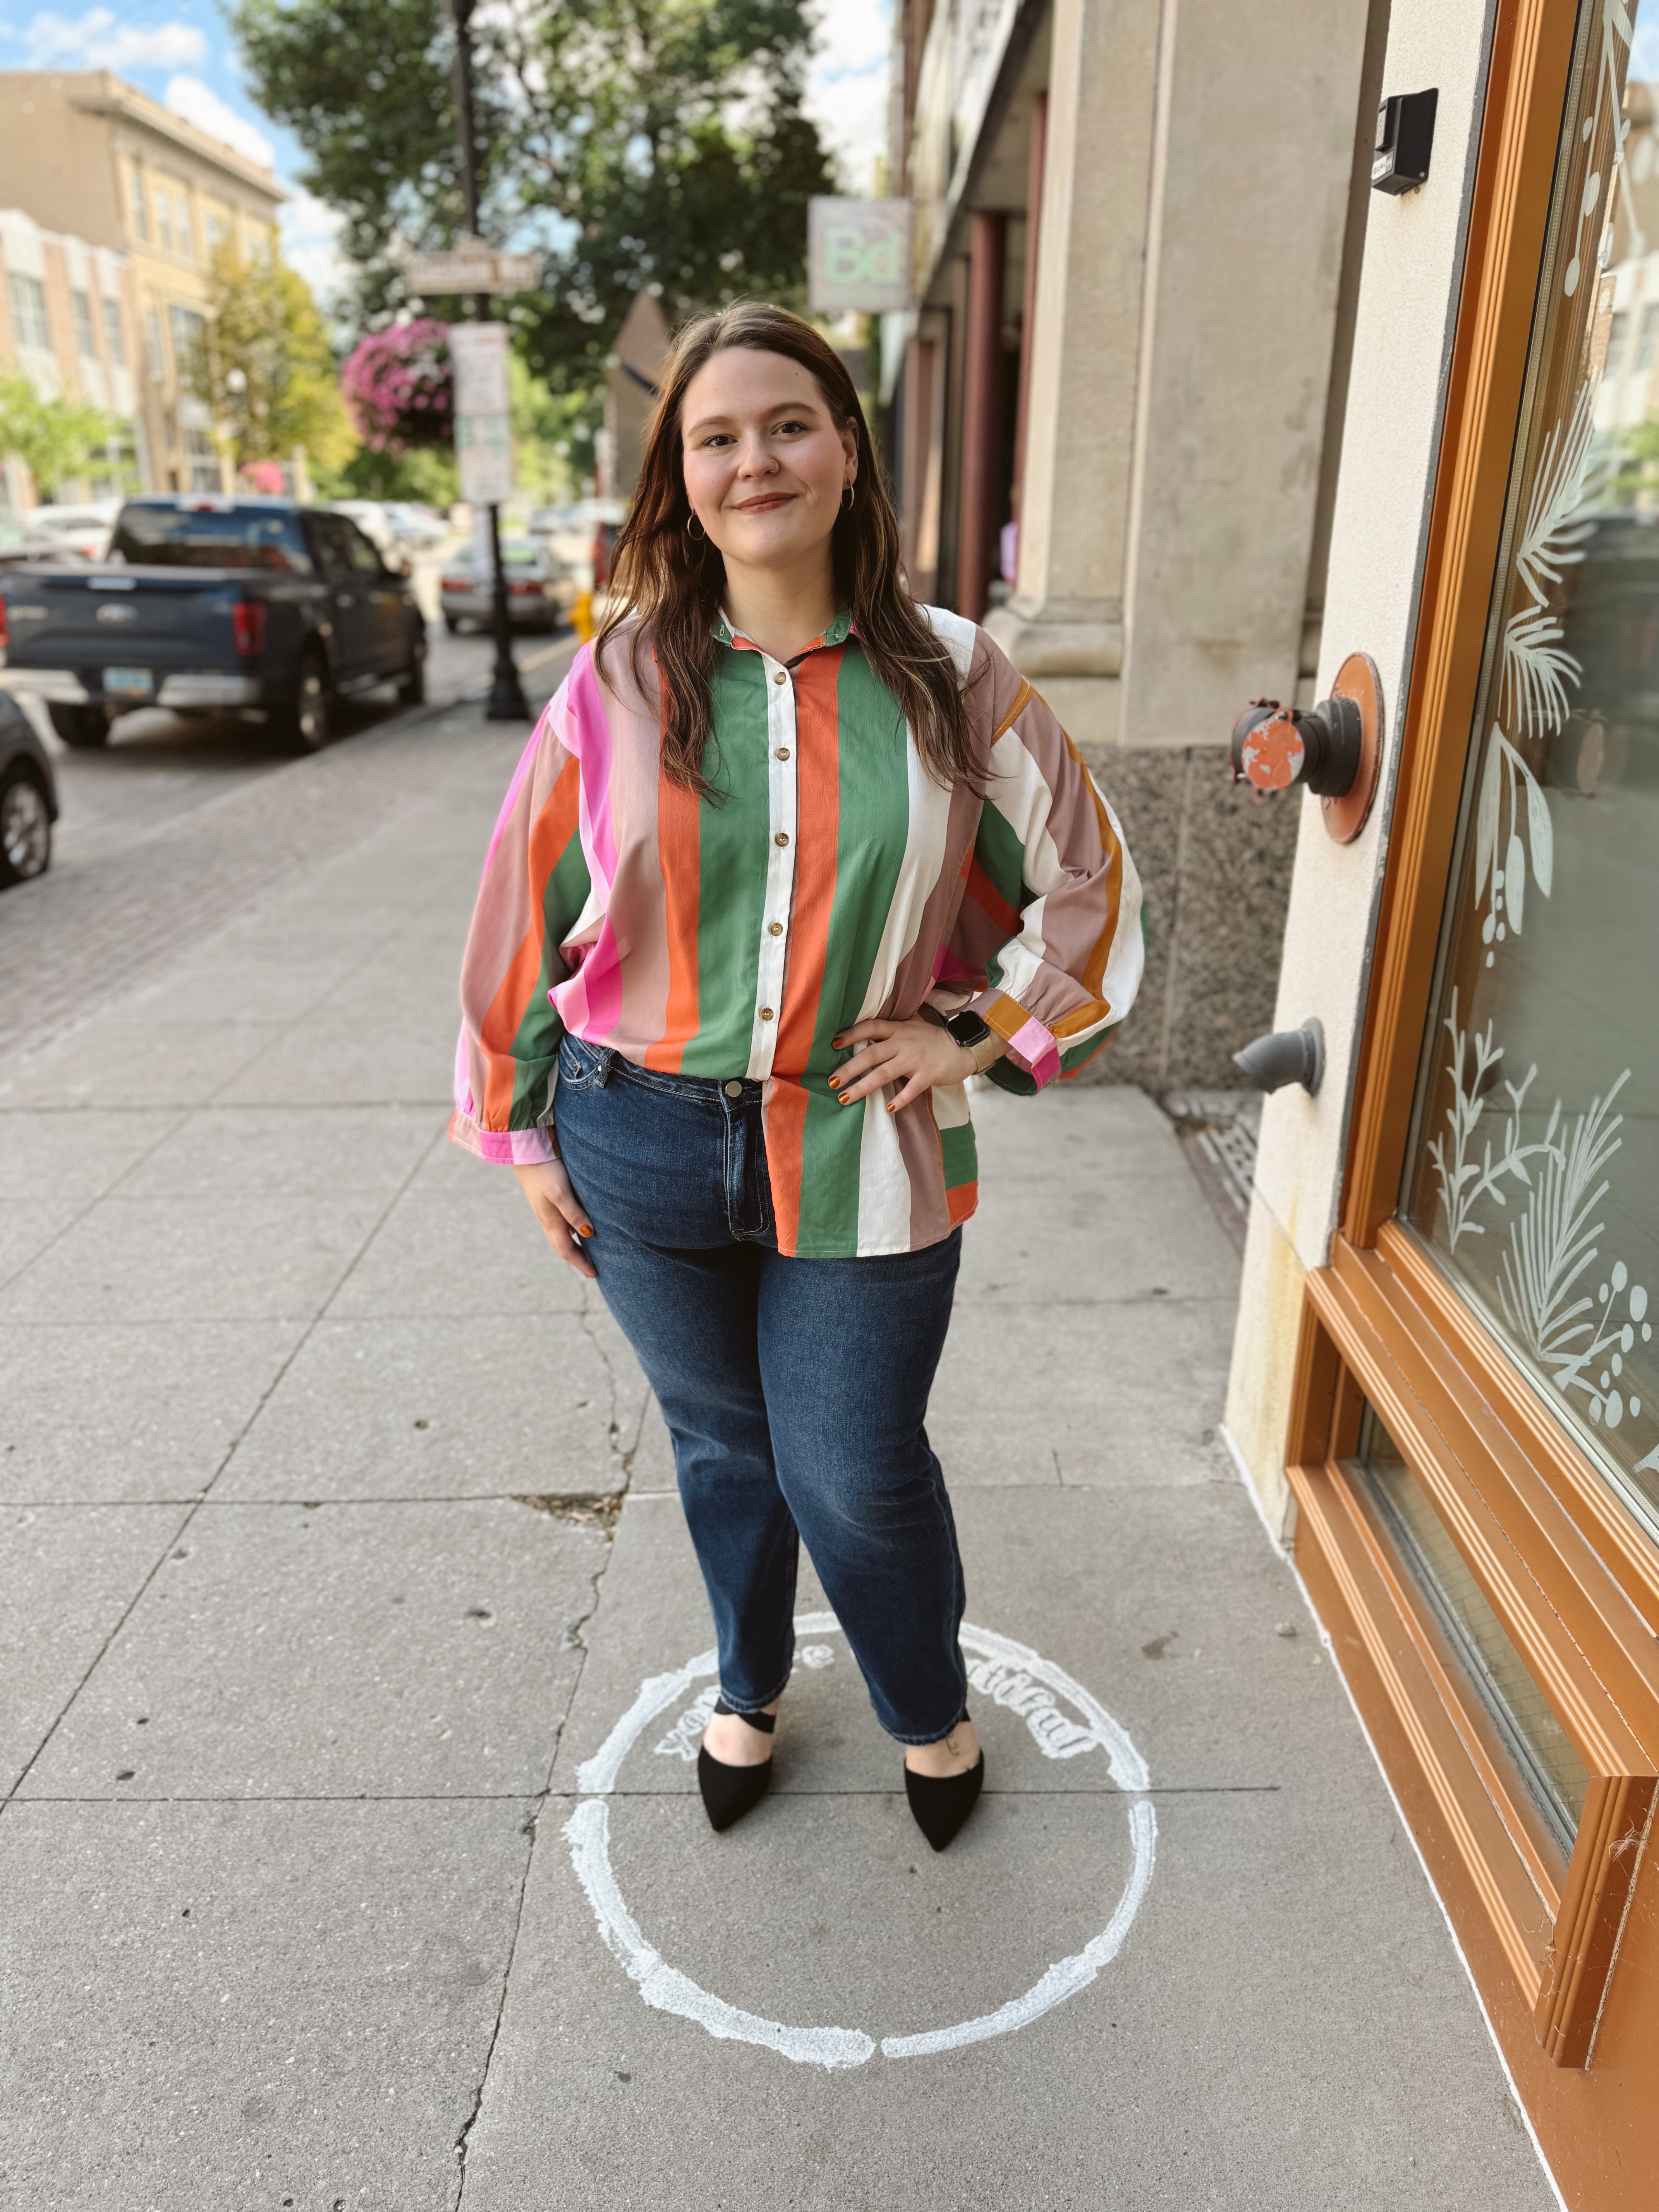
1506,830,1525,937
1526,769,1553,896
1476,738,1501,903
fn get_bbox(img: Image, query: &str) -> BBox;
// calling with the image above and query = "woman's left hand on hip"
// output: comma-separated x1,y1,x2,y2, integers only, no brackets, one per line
828,1016,977,1113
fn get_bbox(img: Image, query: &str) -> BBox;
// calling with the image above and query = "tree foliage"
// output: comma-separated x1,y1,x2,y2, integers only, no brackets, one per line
0,373,126,500
229,0,835,393
182,243,357,473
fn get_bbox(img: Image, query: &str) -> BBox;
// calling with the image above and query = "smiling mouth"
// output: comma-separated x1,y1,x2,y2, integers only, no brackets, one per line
733,494,795,512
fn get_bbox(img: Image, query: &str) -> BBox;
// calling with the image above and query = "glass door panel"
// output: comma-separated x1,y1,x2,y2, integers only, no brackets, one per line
1405,0,1659,1535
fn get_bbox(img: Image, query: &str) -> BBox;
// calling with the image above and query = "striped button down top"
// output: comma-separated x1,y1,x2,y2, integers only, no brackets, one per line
451,603,1143,1256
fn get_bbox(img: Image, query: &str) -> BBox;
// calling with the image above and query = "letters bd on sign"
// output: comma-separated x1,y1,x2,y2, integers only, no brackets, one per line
807,198,912,315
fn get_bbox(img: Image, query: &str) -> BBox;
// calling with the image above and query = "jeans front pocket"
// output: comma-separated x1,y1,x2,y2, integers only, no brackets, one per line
556,1032,613,1092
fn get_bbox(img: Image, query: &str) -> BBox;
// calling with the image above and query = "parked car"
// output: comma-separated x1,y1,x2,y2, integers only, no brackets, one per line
384,501,449,549
24,500,121,563
0,692,57,887
438,538,570,632
0,495,426,752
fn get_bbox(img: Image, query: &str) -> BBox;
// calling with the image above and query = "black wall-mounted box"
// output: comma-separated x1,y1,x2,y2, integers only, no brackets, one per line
1372,88,1437,194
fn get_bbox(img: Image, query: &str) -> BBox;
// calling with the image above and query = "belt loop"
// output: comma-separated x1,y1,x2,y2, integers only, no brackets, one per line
595,1045,617,1086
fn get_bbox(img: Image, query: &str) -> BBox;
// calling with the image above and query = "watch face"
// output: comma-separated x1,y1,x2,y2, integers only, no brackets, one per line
946,1012,992,1047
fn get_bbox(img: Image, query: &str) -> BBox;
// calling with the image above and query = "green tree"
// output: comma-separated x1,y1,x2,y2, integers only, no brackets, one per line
0,373,127,500
182,242,357,474
229,0,835,395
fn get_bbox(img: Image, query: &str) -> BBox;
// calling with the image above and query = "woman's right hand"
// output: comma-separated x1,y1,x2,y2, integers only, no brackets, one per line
514,1156,598,1279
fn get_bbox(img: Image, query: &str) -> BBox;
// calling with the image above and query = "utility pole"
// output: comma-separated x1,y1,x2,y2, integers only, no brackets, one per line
447,0,528,723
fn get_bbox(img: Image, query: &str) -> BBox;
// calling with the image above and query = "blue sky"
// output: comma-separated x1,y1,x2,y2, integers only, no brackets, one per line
0,0,892,306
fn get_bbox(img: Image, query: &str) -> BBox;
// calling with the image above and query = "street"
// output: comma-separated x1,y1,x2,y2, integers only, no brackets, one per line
0,687,1551,2210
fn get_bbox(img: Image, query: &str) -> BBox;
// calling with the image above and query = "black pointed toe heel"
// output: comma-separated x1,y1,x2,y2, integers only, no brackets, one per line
904,1751,985,1852
696,1697,776,1832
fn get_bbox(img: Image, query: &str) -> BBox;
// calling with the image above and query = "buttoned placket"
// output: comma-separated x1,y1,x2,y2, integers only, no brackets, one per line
745,649,800,1079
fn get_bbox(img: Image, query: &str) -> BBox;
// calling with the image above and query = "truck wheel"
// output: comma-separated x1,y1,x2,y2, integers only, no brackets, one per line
397,633,426,706
0,766,52,885
48,703,110,749
272,650,333,753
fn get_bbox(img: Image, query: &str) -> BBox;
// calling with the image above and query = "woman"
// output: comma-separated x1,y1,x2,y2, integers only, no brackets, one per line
452,303,1142,1850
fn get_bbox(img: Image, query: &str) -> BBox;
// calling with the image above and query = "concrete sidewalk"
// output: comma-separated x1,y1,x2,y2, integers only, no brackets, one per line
0,701,1554,2210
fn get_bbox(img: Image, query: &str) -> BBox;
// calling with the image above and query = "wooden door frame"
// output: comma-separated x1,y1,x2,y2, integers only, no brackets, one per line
1284,0,1659,2193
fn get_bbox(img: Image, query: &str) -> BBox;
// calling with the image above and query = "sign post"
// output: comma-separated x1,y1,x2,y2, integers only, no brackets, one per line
438,0,533,723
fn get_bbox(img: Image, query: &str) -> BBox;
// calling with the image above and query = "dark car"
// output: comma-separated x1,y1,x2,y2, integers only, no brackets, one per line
0,693,58,887
0,496,426,753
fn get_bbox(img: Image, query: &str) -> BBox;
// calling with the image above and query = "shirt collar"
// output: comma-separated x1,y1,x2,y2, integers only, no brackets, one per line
713,607,853,655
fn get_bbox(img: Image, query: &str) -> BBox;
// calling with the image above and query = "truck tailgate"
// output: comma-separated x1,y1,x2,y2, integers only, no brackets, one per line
3,569,241,667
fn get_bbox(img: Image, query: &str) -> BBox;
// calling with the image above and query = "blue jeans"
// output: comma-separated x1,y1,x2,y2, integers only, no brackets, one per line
553,1033,968,1743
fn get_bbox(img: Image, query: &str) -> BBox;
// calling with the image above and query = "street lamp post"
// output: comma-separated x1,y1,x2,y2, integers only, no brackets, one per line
447,0,528,724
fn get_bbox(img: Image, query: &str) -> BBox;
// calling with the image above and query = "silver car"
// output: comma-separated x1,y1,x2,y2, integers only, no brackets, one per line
439,539,568,632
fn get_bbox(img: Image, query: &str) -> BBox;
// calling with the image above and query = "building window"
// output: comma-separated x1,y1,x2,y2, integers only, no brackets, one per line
7,272,50,352
72,289,97,361
174,193,195,261
128,165,149,244
184,426,220,493
102,296,126,369
204,206,229,251
145,308,166,382
156,190,173,255
168,304,206,383
1633,299,1659,375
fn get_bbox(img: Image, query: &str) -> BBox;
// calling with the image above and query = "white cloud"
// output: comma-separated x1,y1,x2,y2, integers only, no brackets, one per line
163,74,275,169
23,8,207,72
280,188,349,314
805,0,892,193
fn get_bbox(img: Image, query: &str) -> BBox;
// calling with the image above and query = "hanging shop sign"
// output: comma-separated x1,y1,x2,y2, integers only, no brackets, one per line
448,322,514,506
807,198,913,314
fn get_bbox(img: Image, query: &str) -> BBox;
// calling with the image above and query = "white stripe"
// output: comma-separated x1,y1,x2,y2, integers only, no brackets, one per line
855,727,954,1020
918,602,977,680
931,1079,971,1130
855,1089,914,1254
745,656,799,1079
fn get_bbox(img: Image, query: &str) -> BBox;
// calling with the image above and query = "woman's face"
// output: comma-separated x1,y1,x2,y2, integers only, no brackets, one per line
680,347,857,575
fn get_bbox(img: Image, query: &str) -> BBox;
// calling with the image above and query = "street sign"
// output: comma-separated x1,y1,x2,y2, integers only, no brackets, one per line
456,412,514,507
807,198,912,314
448,322,512,415
407,235,541,295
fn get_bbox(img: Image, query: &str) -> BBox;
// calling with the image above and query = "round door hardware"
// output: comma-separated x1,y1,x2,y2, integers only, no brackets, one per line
1228,651,1382,844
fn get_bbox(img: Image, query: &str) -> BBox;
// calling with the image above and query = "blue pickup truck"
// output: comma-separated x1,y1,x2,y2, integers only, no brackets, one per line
0,495,427,750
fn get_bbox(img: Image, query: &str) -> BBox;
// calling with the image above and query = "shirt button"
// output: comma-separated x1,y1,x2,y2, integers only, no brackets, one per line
768,921,783,937
760,1007,775,1021
775,747,790,760
774,831,790,847
773,672,787,685
724,1080,743,1097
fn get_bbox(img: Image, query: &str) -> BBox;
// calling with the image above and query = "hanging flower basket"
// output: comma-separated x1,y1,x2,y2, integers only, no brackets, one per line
341,319,454,452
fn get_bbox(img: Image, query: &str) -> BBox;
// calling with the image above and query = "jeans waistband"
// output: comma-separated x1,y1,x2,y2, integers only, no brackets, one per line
559,1032,765,1108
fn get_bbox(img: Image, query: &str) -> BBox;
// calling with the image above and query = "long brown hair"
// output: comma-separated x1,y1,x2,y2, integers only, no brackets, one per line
596,301,975,796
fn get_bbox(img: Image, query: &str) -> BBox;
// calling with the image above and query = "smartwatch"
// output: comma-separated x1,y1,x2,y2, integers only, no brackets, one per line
943,1009,1002,1075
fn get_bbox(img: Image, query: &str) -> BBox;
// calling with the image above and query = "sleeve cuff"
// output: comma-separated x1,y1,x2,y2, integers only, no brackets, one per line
973,990,1061,1087
447,1111,558,1166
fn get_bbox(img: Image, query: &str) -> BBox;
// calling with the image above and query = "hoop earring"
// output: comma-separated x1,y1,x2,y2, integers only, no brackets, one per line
685,511,707,542
842,484,855,511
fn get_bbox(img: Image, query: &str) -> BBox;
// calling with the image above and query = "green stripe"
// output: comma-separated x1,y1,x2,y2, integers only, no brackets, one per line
684,649,771,1073
974,801,1028,909
507,830,592,1126
796,642,912,1252
939,1120,977,1189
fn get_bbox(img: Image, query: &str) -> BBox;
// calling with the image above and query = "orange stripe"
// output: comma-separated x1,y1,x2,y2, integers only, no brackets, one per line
946,1180,979,1225
766,1078,809,1256
642,766,702,1071
1060,725,1124,1012
992,679,1034,741
766,645,843,1255
480,759,582,1125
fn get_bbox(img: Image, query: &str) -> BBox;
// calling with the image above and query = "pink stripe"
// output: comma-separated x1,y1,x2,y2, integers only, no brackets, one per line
565,651,618,890
1008,1014,1055,1067
450,1115,557,1166
481,714,553,880
552,921,624,1040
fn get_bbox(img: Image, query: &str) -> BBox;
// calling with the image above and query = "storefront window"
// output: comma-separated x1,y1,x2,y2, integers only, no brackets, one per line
1405,0,1659,1536
1353,1413,1590,1858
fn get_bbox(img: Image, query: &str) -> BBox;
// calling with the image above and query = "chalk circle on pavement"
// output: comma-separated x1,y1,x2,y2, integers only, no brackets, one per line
563,1612,1157,2069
